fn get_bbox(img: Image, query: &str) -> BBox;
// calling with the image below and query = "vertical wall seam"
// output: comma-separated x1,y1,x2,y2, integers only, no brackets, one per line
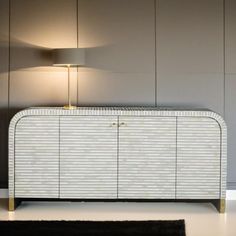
154,0,157,107
7,0,11,116
76,0,79,52
175,117,178,199
58,116,60,198
76,0,79,106
7,0,11,188
223,0,226,118
117,116,119,199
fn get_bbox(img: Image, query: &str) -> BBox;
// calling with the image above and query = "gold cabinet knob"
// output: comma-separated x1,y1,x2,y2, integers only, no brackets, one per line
119,122,126,127
110,122,117,127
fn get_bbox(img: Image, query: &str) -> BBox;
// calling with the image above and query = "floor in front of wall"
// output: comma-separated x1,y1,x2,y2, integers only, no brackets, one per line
0,200,236,236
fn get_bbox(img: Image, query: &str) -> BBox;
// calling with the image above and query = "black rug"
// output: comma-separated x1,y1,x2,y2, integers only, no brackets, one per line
0,220,185,236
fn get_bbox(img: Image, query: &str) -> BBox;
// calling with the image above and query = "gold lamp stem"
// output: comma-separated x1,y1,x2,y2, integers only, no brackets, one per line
67,65,71,107
64,64,76,109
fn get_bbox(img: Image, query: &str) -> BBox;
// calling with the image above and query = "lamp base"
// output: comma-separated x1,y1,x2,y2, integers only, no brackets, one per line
63,105,77,110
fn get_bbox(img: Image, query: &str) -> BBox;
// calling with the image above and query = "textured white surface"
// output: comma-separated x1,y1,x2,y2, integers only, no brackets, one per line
60,116,117,198
4,189,236,200
14,116,59,198
8,107,227,201
119,116,176,198
177,117,221,199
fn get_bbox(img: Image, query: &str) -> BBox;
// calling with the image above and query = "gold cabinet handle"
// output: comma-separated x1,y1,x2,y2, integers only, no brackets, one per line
110,122,117,127
119,122,126,127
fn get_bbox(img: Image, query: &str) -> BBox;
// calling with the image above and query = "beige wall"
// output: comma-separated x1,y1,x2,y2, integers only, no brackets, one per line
225,0,236,188
10,0,78,107
77,0,155,105
156,0,224,114
0,0,236,189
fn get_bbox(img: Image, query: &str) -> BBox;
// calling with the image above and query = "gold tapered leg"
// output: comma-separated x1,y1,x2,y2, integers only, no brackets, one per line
9,198,20,211
219,199,226,213
212,199,226,213
9,198,15,211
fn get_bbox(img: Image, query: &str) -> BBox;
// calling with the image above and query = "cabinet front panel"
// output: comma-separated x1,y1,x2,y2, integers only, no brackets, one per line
118,116,176,199
60,116,117,198
15,116,59,198
177,117,221,199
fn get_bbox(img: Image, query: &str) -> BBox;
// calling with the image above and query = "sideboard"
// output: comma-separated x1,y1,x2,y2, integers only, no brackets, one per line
8,107,227,212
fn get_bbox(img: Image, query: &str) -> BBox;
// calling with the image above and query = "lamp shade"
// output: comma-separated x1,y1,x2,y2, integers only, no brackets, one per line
53,48,85,66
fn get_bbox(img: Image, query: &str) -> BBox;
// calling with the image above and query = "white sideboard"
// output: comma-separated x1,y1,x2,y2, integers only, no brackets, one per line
8,107,227,212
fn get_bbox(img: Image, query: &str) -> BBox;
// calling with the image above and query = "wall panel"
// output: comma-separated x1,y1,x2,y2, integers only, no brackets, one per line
10,0,78,108
156,0,224,115
225,74,236,188
225,0,236,74
225,0,236,188
77,0,156,105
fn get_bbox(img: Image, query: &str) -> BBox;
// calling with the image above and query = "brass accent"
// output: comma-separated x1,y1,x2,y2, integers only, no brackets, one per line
213,199,226,213
9,198,15,211
63,105,76,110
119,122,126,127
63,65,77,109
219,199,226,213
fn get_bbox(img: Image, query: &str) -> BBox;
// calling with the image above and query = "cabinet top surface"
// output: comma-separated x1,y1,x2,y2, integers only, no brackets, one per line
9,106,226,129
26,106,212,112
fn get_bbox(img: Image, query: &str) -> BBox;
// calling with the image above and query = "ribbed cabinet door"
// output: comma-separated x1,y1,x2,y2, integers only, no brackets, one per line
15,116,59,198
118,116,176,199
177,117,221,199
60,116,118,199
